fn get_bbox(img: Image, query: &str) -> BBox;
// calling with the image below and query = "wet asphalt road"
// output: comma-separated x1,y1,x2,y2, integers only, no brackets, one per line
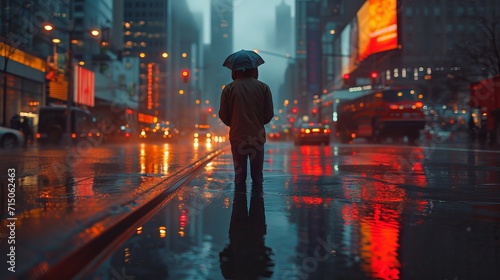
83,138,500,280
0,139,224,279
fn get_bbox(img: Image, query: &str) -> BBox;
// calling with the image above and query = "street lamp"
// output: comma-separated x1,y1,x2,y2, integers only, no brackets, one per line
44,23,100,144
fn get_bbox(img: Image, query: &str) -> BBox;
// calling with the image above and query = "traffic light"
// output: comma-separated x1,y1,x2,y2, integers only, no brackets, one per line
312,108,318,116
181,69,189,83
343,73,351,87
370,71,378,86
291,107,298,114
207,106,213,113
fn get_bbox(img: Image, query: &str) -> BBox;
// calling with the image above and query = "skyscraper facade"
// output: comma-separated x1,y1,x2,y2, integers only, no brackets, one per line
275,0,292,55
206,0,234,111
1,0,124,130
123,0,170,123
336,0,500,103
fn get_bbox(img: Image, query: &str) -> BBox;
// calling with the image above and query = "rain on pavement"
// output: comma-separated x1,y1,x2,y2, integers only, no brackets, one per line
77,138,500,280
0,141,222,279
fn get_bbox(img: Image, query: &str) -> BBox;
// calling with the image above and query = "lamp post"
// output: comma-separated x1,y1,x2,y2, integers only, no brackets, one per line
44,23,100,144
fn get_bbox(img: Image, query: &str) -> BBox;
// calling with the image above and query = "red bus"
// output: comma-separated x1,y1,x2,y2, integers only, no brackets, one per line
336,87,426,143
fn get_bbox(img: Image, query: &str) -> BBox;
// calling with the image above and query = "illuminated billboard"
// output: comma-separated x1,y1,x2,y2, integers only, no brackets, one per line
358,0,398,61
73,66,95,107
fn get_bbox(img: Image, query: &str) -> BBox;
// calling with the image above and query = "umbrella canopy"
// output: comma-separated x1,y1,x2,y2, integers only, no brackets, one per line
223,49,265,71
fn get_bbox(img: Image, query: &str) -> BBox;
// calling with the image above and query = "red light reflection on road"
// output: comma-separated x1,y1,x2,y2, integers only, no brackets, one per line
292,195,332,207
360,205,401,280
291,146,332,176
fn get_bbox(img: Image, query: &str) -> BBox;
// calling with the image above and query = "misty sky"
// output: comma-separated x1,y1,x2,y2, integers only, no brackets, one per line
187,0,295,103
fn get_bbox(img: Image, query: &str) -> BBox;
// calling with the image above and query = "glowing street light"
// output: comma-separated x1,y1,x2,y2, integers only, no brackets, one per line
90,29,101,37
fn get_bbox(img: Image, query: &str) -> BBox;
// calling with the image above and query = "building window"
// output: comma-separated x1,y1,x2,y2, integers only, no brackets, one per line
74,18,83,27
434,7,440,17
406,7,412,17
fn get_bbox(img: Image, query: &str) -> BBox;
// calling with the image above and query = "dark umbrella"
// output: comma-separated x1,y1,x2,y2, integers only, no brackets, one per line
223,49,265,71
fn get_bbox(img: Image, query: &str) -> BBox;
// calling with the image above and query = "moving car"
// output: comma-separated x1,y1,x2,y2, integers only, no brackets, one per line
294,122,330,146
140,123,178,142
268,129,282,141
0,126,25,148
193,124,212,144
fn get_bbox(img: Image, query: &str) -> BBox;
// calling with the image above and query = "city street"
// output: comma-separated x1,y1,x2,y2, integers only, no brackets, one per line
2,133,498,279
2,1,500,279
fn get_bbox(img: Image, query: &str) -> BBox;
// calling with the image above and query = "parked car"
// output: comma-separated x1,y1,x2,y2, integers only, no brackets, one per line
294,122,330,146
0,126,25,148
106,126,137,143
36,106,102,145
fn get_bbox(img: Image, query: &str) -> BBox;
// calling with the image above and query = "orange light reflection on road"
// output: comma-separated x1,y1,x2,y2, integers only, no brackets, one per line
139,143,171,175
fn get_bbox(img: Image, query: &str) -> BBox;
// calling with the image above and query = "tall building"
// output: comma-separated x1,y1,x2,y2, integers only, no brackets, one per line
289,0,500,122
334,0,500,104
274,1,293,107
123,0,171,125
395,0,500,103
292,0,356,117
205,0,234,117
293,0,308,117
1,0,134,133
275,0,292,54
70,0,113,63
170,0,202,128
123,0,201,129
0,0,50,128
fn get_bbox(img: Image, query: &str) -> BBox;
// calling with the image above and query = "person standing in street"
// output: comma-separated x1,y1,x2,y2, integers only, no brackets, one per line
10,114,21,130
219,51,274,184
20,116,32,147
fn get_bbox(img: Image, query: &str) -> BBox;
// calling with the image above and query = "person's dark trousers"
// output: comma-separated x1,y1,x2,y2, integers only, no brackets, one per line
231,140,264,184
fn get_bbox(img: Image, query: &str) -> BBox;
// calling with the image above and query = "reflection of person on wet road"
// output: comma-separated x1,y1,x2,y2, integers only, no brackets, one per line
219,182,274,279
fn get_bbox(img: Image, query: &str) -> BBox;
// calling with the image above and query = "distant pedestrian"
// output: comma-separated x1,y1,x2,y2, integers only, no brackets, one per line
20,116,32,147
10,114,21,130
219,50,274,184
